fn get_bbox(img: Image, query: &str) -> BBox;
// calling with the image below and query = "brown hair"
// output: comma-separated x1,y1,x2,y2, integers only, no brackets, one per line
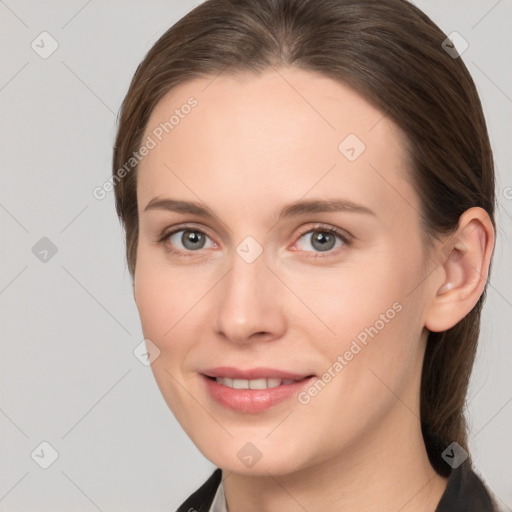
112,0,496,476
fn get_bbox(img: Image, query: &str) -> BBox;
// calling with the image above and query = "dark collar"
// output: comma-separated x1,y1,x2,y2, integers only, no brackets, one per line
176,461,496,511
176,467,222,512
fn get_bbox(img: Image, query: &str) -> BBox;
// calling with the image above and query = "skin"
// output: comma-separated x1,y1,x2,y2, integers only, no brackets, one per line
133,67,494,511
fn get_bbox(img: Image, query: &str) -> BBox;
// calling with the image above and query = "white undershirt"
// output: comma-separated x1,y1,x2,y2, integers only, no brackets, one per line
208,478,228,512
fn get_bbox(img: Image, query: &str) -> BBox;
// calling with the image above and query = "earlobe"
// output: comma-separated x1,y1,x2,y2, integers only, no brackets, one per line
424,207,495,332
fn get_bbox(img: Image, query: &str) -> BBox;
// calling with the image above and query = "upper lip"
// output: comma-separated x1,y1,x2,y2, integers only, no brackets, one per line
201,366,314,380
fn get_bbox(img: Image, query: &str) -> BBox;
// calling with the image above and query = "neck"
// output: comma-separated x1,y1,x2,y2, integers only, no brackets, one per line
223,399,449,512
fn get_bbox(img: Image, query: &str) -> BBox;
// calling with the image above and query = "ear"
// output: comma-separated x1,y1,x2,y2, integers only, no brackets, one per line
424,207,495,332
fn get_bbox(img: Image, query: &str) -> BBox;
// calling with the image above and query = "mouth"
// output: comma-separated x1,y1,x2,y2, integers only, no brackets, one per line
204,375,312,389
199,367,316,413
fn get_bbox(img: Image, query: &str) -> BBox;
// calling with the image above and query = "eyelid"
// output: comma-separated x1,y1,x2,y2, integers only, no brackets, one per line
294,223,352,242
158,222,212,239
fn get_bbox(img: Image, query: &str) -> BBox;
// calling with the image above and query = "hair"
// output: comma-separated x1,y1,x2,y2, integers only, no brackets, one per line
112,0,496,477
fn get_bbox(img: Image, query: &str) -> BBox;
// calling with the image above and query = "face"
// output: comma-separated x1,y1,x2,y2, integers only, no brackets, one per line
134,67,436,476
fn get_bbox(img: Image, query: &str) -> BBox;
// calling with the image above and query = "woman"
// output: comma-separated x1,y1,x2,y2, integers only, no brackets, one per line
112,0,501,509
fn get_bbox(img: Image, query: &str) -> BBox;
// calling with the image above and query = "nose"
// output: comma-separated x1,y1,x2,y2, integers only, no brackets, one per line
212,246,286,345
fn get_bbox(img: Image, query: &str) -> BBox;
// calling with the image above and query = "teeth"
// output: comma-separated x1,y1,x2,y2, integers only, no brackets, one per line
233,379,249,389
215,377,301,389
247,378,268,389
266,378,282,388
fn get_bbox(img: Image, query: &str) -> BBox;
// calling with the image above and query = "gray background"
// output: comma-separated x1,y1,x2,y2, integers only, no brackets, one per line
0,0,510,510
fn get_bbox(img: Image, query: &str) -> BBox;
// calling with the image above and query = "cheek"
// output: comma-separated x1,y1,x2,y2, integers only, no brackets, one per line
294,298,424,456
133,253,216,373
301,247,426,383
133,264,199,418
293,259,409,342
133,276,168,340
134,243,184,327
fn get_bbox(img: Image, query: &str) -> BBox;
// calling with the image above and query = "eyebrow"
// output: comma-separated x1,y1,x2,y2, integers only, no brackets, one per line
143,197,376,221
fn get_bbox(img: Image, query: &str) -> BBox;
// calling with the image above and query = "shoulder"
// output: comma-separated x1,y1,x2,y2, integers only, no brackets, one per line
175,468,222,512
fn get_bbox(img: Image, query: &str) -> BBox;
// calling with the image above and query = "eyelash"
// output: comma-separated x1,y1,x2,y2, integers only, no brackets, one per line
156,223,352,259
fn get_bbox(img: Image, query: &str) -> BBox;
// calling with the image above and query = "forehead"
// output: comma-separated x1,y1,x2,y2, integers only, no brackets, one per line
137,67,418,224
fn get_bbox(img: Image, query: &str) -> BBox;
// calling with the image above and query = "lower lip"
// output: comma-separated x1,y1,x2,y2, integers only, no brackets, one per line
200,374,315,413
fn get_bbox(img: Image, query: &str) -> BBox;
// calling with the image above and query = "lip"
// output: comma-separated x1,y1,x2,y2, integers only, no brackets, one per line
200,367,316,413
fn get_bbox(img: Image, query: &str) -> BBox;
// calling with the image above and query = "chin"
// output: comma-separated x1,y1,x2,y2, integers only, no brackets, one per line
191,436,311,476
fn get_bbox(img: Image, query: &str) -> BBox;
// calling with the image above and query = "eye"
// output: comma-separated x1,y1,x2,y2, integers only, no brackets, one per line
157,223,351,258
158,225,216,256
293,224,351,257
